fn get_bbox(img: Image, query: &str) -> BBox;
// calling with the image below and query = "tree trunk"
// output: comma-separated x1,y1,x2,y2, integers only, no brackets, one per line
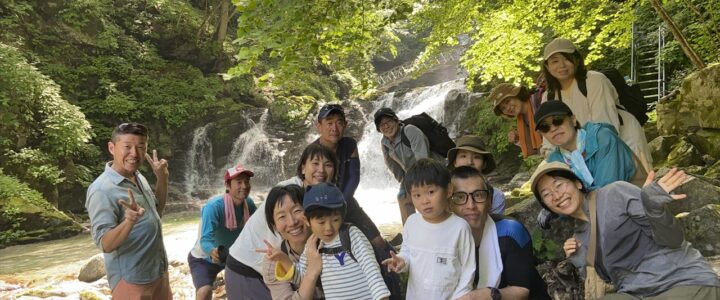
649,0,706,69
216,0,231,48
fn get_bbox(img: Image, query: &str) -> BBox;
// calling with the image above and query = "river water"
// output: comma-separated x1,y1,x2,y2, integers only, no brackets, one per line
0,79,469,299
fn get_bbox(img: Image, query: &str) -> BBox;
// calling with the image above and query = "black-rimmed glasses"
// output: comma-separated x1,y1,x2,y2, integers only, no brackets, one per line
451,189,490,205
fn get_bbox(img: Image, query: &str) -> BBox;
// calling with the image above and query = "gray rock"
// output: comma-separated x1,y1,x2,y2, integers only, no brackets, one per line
78,254,106,283
666,175,720,215
676,204,720,257
656,63,720,135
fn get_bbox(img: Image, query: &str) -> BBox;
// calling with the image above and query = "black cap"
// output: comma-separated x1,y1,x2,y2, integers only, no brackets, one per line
373,108,399,131
533,100,574,128
318,104,345,122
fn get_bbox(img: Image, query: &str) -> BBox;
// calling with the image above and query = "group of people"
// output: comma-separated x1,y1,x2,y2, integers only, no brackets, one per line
84,37,719,300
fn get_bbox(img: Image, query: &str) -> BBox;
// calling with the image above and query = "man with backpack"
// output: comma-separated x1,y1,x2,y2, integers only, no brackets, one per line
374,107,447,224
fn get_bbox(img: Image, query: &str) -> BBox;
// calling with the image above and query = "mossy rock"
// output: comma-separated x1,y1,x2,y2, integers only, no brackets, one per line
0,173,82,248
656,63,720,135
665,138,704,167
676,204,720,256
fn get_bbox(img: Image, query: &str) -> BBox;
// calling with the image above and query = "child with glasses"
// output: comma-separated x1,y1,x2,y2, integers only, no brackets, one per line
382,159,475,300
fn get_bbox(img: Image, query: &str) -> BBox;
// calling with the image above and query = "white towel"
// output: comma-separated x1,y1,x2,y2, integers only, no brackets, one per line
476,217,503,288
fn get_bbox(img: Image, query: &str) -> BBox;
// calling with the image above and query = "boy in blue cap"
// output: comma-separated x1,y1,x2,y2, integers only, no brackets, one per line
276,182,390,300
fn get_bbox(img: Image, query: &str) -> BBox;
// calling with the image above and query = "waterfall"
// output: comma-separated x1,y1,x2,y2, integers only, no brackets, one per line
183,124,215,199
223,109,287,191
355,79,468,226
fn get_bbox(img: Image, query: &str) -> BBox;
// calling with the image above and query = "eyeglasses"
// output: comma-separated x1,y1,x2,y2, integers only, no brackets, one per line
540,179,571,202
379,119,395,129
536,115,568,133
450,189,490,205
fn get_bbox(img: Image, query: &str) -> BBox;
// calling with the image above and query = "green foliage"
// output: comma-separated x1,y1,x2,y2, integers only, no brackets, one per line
269,95,317,126
411,0,636,88
0,171,80,246
229,0,414,91
531,228,560,262
463,95,513,154
0,43,93,196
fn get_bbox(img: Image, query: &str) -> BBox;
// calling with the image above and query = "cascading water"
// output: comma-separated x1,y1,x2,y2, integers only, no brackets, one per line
354,79,468,227
183,124,214,198
223,110,287,191
183,110,287,200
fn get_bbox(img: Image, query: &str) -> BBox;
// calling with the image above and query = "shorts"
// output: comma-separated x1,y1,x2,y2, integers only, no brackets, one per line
188,252,225,289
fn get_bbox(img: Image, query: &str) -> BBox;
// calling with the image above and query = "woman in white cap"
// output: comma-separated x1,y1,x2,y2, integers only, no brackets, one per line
529,161,720,299
541,37,652,172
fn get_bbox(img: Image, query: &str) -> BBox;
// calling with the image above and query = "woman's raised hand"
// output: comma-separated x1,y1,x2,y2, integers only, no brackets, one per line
643,168,689,200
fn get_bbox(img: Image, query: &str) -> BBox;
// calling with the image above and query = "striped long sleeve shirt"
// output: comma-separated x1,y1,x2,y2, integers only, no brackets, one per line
293,225,390,300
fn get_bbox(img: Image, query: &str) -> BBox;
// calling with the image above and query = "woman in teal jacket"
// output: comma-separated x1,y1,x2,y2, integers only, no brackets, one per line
535,100,637,191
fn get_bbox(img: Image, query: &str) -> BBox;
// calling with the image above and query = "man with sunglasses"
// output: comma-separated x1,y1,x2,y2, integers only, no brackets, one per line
534,100,640,229
86,122,172,299
451,166,550,300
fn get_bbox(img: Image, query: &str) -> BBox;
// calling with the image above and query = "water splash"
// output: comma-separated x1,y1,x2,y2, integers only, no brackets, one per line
183,124,214,198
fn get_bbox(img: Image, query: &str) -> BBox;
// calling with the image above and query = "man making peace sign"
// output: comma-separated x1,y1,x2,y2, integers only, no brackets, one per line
85,122,172,299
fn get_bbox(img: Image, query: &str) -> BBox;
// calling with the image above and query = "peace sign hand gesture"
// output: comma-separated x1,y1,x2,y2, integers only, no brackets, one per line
118,189,145,224
256,239,293,272
145,149,168,179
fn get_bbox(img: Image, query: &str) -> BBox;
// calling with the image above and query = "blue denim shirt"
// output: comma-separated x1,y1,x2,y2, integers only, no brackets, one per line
85,163,167,290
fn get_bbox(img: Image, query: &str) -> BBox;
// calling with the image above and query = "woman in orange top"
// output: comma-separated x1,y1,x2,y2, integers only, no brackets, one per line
489,83,543,157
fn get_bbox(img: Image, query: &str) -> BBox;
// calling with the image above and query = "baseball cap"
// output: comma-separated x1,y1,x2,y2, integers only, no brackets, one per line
224,164,254,181
373,108,399,131
543,38,576,61
318,104,345,122
489,83,523,116
533,100,574,129
303,182,346,211
447,135,496,174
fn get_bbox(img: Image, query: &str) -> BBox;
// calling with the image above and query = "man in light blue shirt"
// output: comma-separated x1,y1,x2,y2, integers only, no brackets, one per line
85,122,171,299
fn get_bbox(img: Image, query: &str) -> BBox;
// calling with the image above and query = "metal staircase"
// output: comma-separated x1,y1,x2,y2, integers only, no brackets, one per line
631,23,667,103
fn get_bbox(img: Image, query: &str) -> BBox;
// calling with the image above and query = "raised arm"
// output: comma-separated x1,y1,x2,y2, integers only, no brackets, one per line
640,169,687,248
145,149,168,216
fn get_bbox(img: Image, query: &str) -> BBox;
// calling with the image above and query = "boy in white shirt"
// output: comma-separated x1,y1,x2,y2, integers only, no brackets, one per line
383,158,475,299
275,182,390,300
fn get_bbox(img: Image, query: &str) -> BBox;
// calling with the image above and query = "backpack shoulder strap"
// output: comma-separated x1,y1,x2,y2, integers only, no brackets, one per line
586,190,598,267
399,125,411,148
339,223,357,263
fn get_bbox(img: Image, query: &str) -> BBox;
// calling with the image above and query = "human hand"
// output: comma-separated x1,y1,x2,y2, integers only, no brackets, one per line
381,251,405,273
643,168,688,200
508,127,519,144
256,239,293,271
306,234,323,277
210,248,220,264
563,238,581,258
145,149,169,179
118,189,145,223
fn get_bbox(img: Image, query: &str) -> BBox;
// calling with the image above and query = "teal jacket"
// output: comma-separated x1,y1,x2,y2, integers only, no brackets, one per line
546,122,635,191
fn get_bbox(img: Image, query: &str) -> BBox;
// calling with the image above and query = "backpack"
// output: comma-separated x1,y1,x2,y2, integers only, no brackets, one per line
317,223,357,264
399,113,456,158
547,69,649,126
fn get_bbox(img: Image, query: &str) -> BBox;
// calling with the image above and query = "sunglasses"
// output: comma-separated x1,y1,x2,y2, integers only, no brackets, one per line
116,122,148,135
536,115,568,133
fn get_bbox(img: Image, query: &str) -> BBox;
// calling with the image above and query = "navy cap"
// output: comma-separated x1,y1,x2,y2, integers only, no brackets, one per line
318,104,345,122
533,100,574,128
373,107,399,131
303,182,346,211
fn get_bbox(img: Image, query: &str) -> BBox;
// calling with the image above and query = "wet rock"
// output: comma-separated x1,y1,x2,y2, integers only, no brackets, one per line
676,204,720,257
78,254,106,283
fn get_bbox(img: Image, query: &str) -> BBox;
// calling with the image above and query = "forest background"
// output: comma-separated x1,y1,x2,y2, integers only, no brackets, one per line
0,0,719,247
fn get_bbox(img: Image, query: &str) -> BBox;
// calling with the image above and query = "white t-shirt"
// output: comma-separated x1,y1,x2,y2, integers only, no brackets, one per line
227,177,304,273
398,213,475,300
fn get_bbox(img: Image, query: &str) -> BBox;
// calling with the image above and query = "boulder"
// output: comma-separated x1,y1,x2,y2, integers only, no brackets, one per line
687,129,720,160
656,63,720,135
78,254,106,283
665,138,704,167
666,175,720,215
648,135,679,166
676,204,720,257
